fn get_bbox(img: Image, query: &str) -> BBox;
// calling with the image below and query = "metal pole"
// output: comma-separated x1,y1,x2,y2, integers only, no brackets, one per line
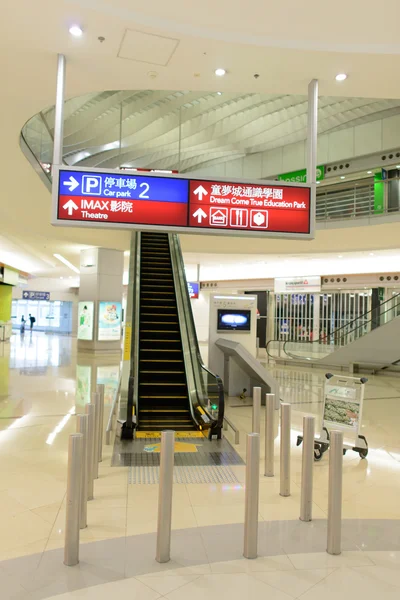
92,392,100,479
327,430,343,555
64,433,83,567
76,414,88,529
156,430,175,563
85,403,95,501
52,54,66,167
306,79,318,185
243,433,260,559
96,383,105,462
300,415,315,522
252,386,261,434
307,79,318,229
280,403,291,497
264,393,275,477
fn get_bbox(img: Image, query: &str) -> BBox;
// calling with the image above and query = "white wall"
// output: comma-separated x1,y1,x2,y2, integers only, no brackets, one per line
186,112,400,180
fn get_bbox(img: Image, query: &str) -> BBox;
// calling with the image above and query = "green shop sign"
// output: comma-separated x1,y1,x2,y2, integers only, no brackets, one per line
278,166,325,183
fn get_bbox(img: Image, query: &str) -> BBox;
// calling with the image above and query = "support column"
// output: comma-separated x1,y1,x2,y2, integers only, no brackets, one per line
307,78,318,236
78,248,124,353
0,284,12,322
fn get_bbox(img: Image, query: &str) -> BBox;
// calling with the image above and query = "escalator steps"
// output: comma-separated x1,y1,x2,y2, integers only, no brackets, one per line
137,232,195,431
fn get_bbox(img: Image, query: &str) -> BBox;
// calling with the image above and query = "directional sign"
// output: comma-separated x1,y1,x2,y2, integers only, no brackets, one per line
188,180,310,235
22,291,50,301
53,167,313,239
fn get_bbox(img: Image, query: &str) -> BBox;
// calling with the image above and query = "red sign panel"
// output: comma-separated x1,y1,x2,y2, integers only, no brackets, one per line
54,168,312,238
188,180,311,234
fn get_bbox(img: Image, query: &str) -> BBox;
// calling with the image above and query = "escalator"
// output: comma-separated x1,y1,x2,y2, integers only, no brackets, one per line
122,231,224,439
138,232,194,431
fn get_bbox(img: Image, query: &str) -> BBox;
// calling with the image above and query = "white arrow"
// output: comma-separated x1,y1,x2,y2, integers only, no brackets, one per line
63,176,79,192
193,185,208,200
193,208,207,224
63,199,79,216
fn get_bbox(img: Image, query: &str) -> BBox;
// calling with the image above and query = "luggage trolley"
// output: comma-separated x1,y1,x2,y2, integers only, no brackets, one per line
296,373,369,461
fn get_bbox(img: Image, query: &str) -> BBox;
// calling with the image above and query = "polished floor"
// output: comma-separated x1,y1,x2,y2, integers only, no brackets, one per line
1,332,400,599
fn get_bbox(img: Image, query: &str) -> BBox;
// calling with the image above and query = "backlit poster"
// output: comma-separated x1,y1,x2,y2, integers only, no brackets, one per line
75,364,91,408
98,301,122,341
77,301,94,340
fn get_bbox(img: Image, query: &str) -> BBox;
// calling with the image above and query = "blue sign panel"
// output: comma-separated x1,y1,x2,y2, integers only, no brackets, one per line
187,282,199,299
22,291,50,301
59,170,188,204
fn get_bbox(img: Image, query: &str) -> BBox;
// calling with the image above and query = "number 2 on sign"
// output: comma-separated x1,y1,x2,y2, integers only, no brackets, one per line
139,182,150,198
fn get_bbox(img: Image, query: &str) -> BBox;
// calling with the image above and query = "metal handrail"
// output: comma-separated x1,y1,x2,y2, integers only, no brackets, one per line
105,370,123,445
170,234,225,432
124,232,141,433
223,415,240,444
267,293,400,361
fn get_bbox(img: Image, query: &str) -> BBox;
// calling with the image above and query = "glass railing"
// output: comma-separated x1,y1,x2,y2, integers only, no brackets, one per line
267,293,400,362
20,107,400,227
169,234,225,436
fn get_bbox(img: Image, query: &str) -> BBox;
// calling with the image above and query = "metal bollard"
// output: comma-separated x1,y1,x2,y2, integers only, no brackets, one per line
327,430,343,555
96,383,105,462
300,415,315,522
243,433,260,559
156,430,175,563
76,414,88,529
92,392,101,479
280,403,291,497
252,387,261,434
85,403,95,501
64,433,83,567
264,393,275,477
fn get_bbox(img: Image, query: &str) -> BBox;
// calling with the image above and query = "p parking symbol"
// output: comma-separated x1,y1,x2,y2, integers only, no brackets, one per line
82,175,102,195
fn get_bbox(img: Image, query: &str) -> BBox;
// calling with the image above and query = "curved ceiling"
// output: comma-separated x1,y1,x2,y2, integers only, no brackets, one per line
25,91,400,174
2,0,400,279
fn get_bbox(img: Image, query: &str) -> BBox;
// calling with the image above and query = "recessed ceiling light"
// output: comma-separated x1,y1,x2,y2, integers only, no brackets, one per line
69,25,83,37
340,175,345,179
369,253,374,256
217,91,222,95
316,181,320,184
335,73,347,81
396,165,400,169
338,255,343,258
367,171,372,174
215,68,226,77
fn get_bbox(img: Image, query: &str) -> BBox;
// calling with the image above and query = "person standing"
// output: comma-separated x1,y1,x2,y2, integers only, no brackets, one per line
20,316,26,333
28,313,36,331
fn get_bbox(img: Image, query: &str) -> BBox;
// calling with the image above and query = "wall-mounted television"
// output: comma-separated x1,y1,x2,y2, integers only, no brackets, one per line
217,309,251,332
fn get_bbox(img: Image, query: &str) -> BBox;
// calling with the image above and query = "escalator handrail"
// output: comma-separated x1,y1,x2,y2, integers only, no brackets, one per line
126,232,141,428
170,235,224,430
266,292,400,360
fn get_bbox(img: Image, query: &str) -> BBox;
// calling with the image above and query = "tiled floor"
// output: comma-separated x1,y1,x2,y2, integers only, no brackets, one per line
1,332,400,598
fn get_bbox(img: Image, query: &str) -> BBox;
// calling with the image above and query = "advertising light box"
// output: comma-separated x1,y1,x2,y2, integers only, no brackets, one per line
98,301,122,341
77,301,94,340
53,167,313,240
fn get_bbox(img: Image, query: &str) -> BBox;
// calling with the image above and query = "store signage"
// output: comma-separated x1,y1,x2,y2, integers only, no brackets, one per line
22,291,50,301
278,166,325,183
53,167,313,239
98,301,122,341
274,276,321,293
77,301,94,341
188,282,199,299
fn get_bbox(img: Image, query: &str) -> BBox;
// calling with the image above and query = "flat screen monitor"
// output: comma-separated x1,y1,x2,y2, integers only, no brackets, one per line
217,309,251,332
